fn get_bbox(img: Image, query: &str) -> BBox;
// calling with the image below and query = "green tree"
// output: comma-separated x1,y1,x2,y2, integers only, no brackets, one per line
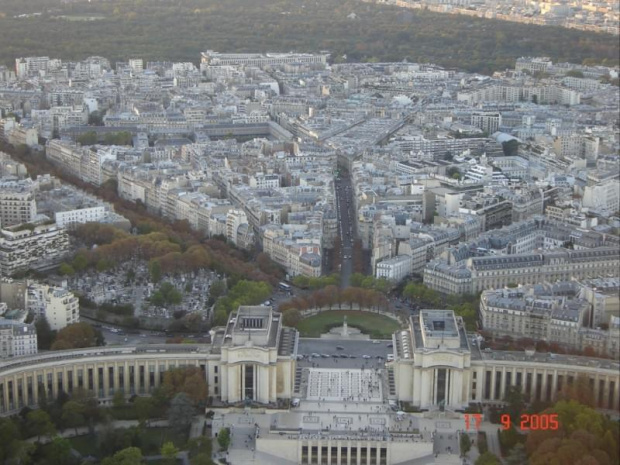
149,259,162,282
460,432,471,456
565,70,584,78
475,452,501,465
209,280,226,299
217,427,231,451
167,393,196,432
503,385,525,424
0,417,34,465
505,444,529,465
101,447,143,465
134,396,156,426
77,131,98,145
157,282,183,305
70,387,102,432
526,399,619,465
112,390,125,409
96,258,113,272
35,316,56,350
161,441,179,465
502,139,519,157
4,439,34,465
46,436,72,465
72,252,88,272
26,409,56,442
58,263,75,276
61,400,85,435
88,110,106,126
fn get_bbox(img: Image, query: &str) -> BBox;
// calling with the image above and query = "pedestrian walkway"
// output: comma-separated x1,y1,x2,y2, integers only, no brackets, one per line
306,368,383,401
26,419,169,444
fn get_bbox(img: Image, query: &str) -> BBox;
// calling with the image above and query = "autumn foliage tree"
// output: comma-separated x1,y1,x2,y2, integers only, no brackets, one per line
51,322,102,350
162,367,207,405
558,374,596,408
526,400,619,465
69,222,278,285
278,286,390,325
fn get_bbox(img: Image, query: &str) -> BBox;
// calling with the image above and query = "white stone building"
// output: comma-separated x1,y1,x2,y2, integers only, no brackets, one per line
375,255,412,283
27,283,79,331
0,320,37,358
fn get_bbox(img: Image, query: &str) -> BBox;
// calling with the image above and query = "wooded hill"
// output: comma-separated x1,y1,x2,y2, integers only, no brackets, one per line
0,0,618,74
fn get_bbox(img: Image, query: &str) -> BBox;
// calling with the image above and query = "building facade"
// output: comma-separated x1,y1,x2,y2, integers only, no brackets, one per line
424,247,620,294
0,321,37,359
27,284,80,331
0,223,70,276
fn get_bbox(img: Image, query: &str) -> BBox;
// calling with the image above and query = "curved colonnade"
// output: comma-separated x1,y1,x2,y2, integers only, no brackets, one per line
0,345,208,415
1,344,619,416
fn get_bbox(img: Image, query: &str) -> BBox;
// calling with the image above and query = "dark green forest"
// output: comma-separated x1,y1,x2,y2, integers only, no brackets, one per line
0,0,618,74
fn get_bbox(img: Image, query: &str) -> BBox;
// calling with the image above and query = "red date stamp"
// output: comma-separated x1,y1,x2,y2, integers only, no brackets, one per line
464,413,482,431
504,413,560,431
464,413,560,431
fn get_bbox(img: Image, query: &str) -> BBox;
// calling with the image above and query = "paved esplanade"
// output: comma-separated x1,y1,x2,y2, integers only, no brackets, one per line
306,368,383,402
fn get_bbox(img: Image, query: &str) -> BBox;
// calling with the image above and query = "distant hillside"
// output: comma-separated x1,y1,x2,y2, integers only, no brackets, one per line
0,0,618,73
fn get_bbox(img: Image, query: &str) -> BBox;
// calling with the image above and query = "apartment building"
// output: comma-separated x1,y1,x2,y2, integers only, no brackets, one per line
553,135,599,164
458,84,580,106
583,177,620,215
0,181,37,228
0,320,38,358
515,57,553,74
200,51,328,67
249,173,280,189
375,255,413,283
54,206,106,229
27,283,79,331
471,111,502,134
480,284,619,358
15,56,50,79
0,222,70,276
425,247,620,294
261,225,322,278
226,209,254,249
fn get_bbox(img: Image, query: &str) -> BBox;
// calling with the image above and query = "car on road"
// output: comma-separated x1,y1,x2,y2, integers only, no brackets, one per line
362,355,371,359
336,346,345,350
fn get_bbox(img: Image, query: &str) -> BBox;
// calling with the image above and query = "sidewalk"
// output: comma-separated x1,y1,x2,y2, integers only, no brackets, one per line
479,423,504,463
26,419,169,445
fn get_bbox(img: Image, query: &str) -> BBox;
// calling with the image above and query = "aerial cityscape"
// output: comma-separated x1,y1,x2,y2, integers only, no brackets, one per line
0,1,618,465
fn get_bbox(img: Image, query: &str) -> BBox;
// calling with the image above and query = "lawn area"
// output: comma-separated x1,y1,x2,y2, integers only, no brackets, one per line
68,435,100,457
296,310,401,338
139,427,188,455
64,427,188,458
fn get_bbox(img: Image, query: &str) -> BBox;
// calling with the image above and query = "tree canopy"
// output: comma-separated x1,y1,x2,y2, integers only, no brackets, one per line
162,366,208,405
526,400,619,465
101,447,143,465
51,322,103,350
0,0,617,74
